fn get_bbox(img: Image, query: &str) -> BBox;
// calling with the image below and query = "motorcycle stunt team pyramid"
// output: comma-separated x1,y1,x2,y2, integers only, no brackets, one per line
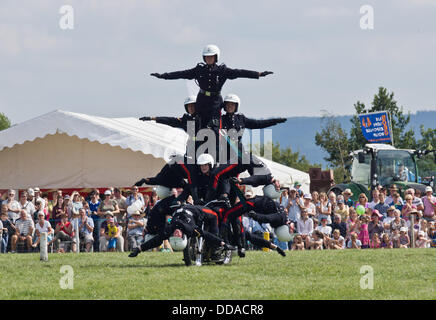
129,44,291,262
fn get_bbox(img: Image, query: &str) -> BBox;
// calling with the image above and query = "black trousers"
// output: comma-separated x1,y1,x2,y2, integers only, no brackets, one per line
250,211,288,228
195,93,223,129
245,231,273,249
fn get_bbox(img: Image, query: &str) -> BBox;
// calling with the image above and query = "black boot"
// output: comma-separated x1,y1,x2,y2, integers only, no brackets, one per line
276,247,286,257
128,247,141,258
238,247,246,258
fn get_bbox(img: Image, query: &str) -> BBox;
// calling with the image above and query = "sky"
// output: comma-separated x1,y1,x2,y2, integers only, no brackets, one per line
1,0,436,125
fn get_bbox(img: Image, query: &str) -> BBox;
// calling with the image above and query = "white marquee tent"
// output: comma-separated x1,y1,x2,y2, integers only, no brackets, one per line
0,110,310,194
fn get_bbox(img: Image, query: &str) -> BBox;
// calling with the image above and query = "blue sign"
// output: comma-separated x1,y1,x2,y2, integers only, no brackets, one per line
359,111,392,143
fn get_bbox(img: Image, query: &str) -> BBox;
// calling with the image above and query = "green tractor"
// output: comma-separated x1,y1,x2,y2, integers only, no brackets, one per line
329,143,436,202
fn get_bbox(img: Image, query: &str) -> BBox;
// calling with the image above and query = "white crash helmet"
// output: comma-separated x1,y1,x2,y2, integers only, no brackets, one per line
169,234,188,251
197,153,215,168
184,95,197,113
223,93,240,113
156,185,171,199
263,184,281,200
275,225,292,242
202,44,220,62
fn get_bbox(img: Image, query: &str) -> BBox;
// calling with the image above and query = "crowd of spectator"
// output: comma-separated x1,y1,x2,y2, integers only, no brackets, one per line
248,183,436,251
1,182,435,254
0,187,158,253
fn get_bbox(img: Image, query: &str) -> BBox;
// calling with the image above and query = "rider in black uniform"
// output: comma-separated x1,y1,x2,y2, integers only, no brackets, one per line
149,44,273,129
205,93,286,202
128,203,235,258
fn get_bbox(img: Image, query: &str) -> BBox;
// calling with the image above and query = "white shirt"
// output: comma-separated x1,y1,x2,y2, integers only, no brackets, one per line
35,220,52,234
316,225,332,237
368,200,380,210
2,199,21,222
297,217,313,235
19,201,35,219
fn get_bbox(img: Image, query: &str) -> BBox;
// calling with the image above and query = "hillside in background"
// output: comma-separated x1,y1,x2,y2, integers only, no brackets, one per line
268,110,436,167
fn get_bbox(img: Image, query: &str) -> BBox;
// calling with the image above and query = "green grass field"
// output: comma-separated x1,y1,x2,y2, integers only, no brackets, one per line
1,249,435,300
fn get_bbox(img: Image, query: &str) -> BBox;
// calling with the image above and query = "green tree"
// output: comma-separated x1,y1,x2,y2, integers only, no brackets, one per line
315,111,351,175
416,126,436,177
0,112,11,131
349,87,416,150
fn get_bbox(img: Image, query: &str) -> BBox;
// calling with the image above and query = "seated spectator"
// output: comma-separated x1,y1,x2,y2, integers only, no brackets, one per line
49,213,75,252
47,190,61,219
32,200,45,224
397,227,410,248
3,189,21,223
82,200,92,217
33,187,46,211
296,209,313,248
279,188,289,213
368,188,380,210
418,219,428,237
63,195,72,219
18,191,35,220
316,217,332,239
291,235,305,250
11,209,34,253
331,214,347,238
311,191,320,208
415,231,431,248
422,186,436,222
51,196,66,225
308,230,324,250
355,193,369,209
358,215,370,249
98,190,120,218
287,188,302,223
428,226,436,248
125,186,145,209
386,185,403,205
374,192,390,219
70,192,83,218
317,192,331,224
380,233,393,249
402,194,417,222
328,191,337,214
368,210,384,239
113,188,127,222
99,212,124,252
346,208,359,240
1,207,15,253
294,181,303,198
334,199,349,222
106,218,119,252
127,210,146,251
390,209,407,234
391,192,403,211
328,229,345,250
406,188,424,212
312,218,319,231
347,232,362,249
301,194,316,218
72,208,94,252
369,233,381,249
383,206,396,234
88,191,101,216
32,211,53,248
